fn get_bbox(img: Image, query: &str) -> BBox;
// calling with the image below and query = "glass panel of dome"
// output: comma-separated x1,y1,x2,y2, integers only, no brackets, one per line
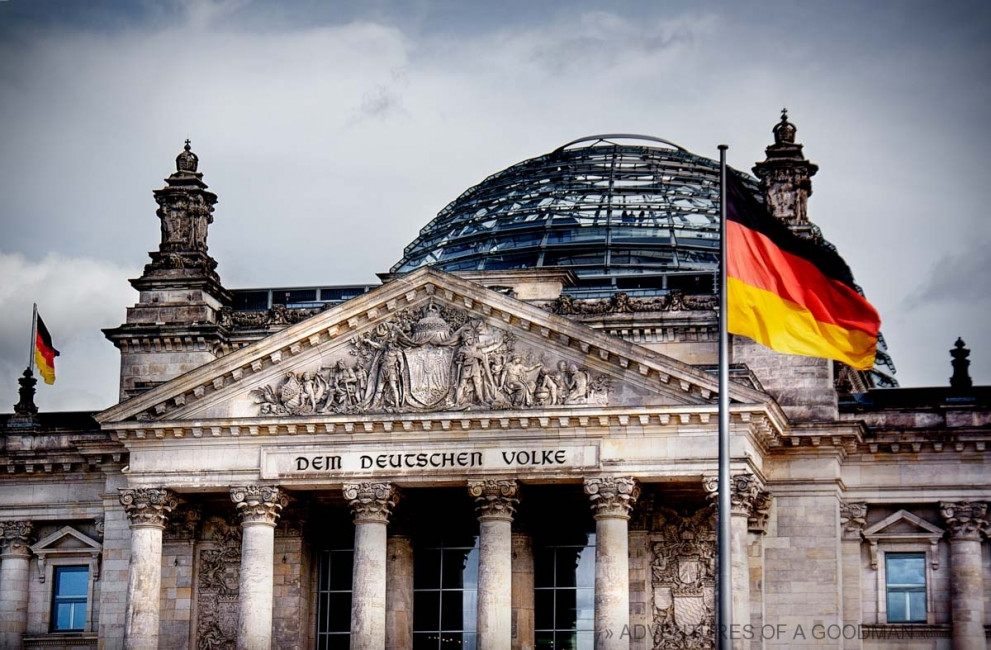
543,252,605,267
483,253,538,270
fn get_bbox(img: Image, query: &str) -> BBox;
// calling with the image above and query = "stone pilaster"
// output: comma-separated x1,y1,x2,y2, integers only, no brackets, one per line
585,477,639,650
345,483,399,650
119,487,177,650
940,502,988,650
231,486,288,650
469,480,519,650
839,502,867,650
385,534,413,650
0,521,34,649
704,474,767,650
511,532,534,650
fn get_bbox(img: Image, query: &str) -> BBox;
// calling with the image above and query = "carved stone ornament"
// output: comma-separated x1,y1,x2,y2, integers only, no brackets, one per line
548,290,717,316
584,477,640,519
165,503,203,541
748,491,773,534
839,502,868,540
650,507,716,649
230,486,288,526
251,301,610,416
0,520,34,556
468,479,519,521
119,488,178,528
344,482,399,524
939,501,989,541
196,514,242,649
702,473,765,518
219,303,328,330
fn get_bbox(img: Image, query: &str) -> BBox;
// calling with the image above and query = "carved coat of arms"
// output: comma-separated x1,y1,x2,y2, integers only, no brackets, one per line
251,302,610,415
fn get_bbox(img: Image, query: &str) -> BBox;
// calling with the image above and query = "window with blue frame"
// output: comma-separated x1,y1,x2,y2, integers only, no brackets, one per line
51,566,88,631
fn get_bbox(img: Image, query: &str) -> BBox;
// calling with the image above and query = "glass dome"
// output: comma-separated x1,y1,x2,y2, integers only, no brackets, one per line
392,135,760,298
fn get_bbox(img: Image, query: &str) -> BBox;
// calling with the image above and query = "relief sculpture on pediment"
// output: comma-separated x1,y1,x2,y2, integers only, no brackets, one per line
251,301,610,415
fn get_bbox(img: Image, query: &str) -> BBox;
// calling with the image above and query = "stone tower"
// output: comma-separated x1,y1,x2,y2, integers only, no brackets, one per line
752,109,819,238
104,141,231,401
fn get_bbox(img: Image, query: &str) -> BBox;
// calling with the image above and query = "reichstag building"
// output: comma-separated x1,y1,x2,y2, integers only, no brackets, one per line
1,115,988,650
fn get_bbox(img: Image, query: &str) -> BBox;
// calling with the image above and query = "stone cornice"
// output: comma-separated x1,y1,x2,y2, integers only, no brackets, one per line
97,268,773,426
106,403,786,445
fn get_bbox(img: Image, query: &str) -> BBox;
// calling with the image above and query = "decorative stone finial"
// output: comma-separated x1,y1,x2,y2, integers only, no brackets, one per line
773,107,797,144
950,337,973,389
13,367,38,417
753,108,818,231
176,139,199,173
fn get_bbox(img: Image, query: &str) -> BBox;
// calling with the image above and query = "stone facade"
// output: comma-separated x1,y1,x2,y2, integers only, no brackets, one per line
1,132,989,650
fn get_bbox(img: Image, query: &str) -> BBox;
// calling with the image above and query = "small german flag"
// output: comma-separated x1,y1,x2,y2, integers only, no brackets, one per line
725,171,880,370
35,313,60,385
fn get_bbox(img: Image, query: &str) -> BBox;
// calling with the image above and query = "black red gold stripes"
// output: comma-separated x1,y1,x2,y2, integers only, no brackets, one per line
726,172,880,370
35,315,59,385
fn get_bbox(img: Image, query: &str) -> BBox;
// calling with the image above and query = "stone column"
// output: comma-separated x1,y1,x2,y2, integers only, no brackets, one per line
469,479,519,650
230,486,288,650
839,502,867,650
585,477,639,650
385,533,413,650
704,474,767,650
345,482,399,650
119,487,177,650
511,531,534,650
940,502,988,650
0,521,33,649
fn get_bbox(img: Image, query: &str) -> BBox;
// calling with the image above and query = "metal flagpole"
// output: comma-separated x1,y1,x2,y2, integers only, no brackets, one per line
28,303,38,373
717,145,732,649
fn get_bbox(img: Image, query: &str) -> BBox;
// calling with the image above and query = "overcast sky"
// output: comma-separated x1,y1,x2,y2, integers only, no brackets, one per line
1,0,989,411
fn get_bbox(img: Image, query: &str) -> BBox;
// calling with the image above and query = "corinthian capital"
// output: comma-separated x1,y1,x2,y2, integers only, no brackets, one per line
119,488,178,529
468,479,519,522
840,502,868,540
230,486,289,526
0,520,34,557
703,473,766,518
940,501,989,541
584,477,640,519
344,482,399,524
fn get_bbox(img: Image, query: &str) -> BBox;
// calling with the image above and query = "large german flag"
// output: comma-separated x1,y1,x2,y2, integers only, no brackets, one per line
35,314,60,385
726,171,880,370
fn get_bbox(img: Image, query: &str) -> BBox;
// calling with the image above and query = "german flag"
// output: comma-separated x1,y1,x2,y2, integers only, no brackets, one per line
726,171,880,370
35,314,60,385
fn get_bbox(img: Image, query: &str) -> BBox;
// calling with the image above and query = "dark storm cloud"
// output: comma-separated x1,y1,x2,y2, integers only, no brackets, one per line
1,0,990,409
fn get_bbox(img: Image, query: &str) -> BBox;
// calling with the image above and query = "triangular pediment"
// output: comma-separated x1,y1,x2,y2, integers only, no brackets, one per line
97,268,771,426
863,510,944,541
31,526,102,555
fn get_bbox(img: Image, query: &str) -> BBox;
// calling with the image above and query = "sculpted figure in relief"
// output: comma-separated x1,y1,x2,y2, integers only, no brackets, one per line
251,302,611,416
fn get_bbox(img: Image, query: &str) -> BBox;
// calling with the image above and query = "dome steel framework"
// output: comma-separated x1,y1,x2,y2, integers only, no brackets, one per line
392,135,760,297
